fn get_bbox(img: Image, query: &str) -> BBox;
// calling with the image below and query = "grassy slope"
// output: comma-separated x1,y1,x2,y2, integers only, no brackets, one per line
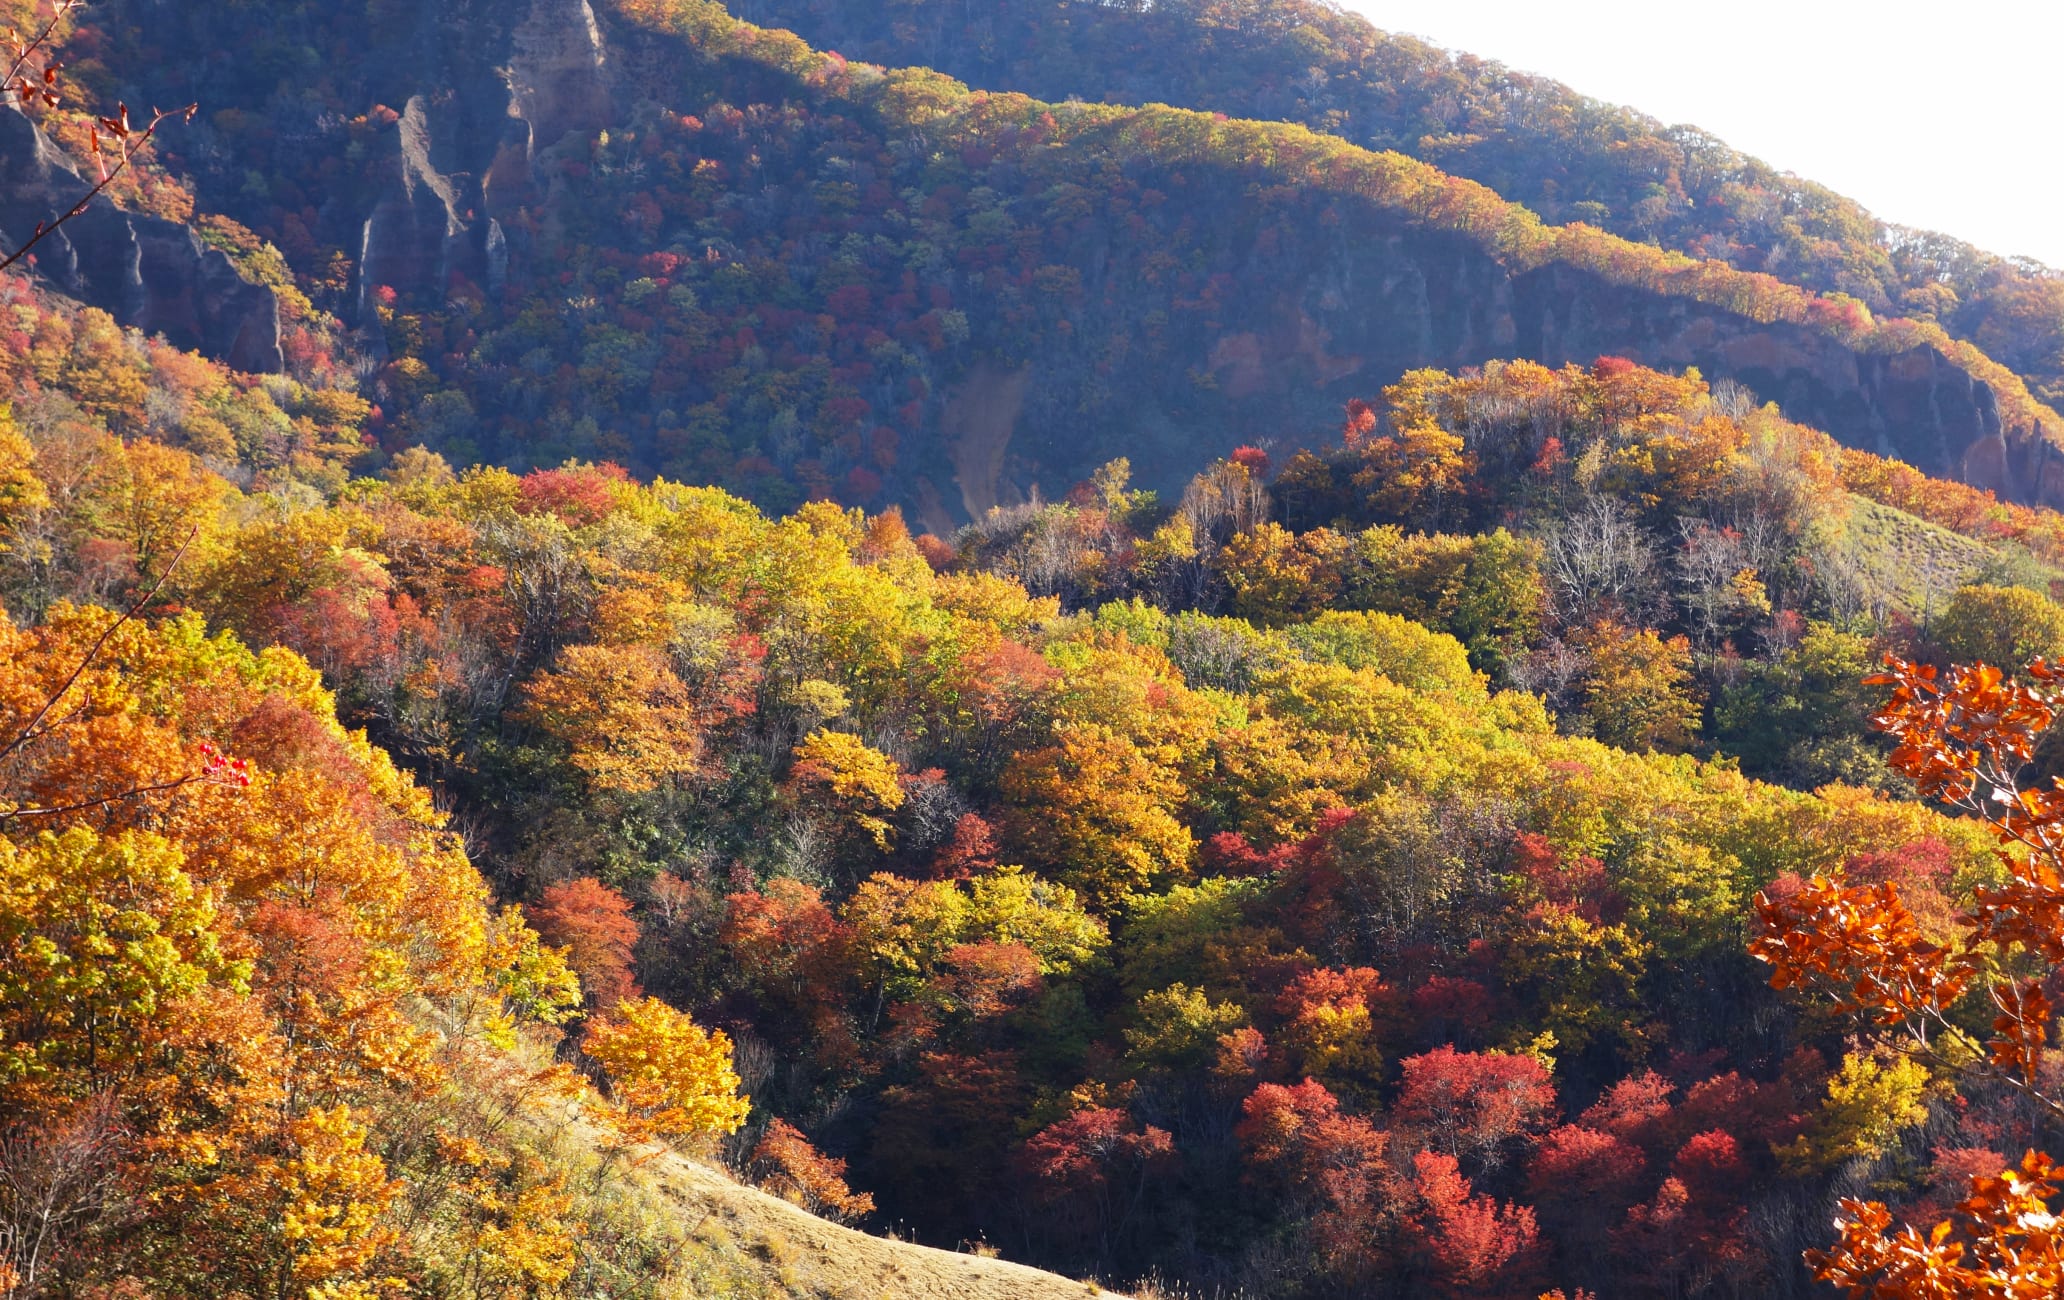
1836,495,2015,614
451,1039,1126,1300
628,1139,1127,1300
541,1113,1127,1300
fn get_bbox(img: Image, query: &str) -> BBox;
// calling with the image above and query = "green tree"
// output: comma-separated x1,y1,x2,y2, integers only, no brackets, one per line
1932,582,2064,667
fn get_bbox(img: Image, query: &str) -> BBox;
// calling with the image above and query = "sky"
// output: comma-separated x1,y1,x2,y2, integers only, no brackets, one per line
1338,0,2064,268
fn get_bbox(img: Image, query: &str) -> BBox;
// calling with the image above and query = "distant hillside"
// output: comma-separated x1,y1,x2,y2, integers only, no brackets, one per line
735,0,2064,409
33,0,2063,524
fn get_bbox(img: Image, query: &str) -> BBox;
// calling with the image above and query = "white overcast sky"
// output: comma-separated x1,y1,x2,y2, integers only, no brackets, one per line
1337,0,2064,268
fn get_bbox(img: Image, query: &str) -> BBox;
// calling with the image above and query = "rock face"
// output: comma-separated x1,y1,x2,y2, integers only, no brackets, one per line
970,221,2064,514
351,0,617,314
0,105,282,372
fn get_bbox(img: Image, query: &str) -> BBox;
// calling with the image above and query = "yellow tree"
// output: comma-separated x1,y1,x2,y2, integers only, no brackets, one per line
522,642,709,793
1002,722,1195,910
787,728,906,852
584,996,750,1146
1576,622,1702,753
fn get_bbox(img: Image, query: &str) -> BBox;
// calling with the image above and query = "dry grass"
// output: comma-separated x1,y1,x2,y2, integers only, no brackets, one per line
1836,495,2004,614
563,1111,1131,1300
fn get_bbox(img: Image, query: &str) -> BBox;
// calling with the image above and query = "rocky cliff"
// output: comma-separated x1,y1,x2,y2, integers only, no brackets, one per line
0,105,282,372
352,0,617,316
938,217,2063,519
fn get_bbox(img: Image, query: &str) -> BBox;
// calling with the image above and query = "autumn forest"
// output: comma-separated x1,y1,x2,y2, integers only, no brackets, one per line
1,2,2062,1299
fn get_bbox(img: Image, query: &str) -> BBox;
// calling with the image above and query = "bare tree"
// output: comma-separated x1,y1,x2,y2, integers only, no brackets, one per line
1676,518,1749,647
1544,492,1655,625
0,1096,130,1297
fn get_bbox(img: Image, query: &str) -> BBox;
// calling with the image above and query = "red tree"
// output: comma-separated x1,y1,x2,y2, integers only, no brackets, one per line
527,876,640,1011
1403,1150,1544,1298
1394,1046,1556,1174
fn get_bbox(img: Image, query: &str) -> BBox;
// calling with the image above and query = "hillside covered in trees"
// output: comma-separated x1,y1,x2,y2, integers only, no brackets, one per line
738,0,2064,411
12,0,2062,525
8,0,2064,1298
13,320,2064,1295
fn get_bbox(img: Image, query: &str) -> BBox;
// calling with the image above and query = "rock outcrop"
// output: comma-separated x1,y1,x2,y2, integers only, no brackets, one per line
0,105,282,372
974,221,2064,513
352,0,617,314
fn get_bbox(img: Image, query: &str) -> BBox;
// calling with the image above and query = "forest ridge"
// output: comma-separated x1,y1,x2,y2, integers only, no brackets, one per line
1,2,2064,1300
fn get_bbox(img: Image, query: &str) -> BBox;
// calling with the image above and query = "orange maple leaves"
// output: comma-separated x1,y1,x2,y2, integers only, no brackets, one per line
1811,1151,2064,1300
1752,654,2064,1297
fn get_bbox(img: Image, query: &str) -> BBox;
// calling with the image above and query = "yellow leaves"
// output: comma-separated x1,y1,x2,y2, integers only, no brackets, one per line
1279,988,1383,1089
840,866,1105,1000
1778,1052,1932,1175
522,643,708,794
1932,584,2064,670
843,873,971,995
1501,904,1651,1055
1206,715,1363,845
0,827,234,1102
1001,722,1195,910
442,1144,582,1298
0,409,49,538
964,866,1107,976
264,1104,401,1293
584,995,750,1146
1123,983,1249,1075
587,562,696,647
1217,523,1350,626
789,728,905,850
1573,622,1702,754
482,905,583,1041
930,569,1061,635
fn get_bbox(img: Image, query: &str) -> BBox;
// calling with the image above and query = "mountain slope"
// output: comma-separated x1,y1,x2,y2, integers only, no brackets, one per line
35,0,2060,520
733,0,2064,408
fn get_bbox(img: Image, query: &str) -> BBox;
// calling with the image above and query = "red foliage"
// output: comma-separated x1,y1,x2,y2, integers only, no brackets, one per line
721,879,854,1029
527,876,640,1011
1402,1150,1544,1299
929,812,999,879
1408,977,1497,1044
1202,830,1296,876
1393,1046,1556,1173
1578,1071,1677,1155
1342,398,1378,446
1844,837,1959,933
1526,1124,1647,1212
1671,1129,1751,1206
843,466,883,501
1020,1106,1175,1203
517,463,630,527
1236,1079,1386,1199
1509,831,1621,923
912,532,958,572
1237,1079,1393,1277
751,1119,875,1221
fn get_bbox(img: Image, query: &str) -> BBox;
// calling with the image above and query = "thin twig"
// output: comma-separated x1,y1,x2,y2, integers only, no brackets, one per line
0,526,197,768
2,0,77,94
0,773,202,822
0,103,197,275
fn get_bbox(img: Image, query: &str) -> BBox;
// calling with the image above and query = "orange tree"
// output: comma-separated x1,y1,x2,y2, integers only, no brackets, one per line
1751,655,2064,1297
